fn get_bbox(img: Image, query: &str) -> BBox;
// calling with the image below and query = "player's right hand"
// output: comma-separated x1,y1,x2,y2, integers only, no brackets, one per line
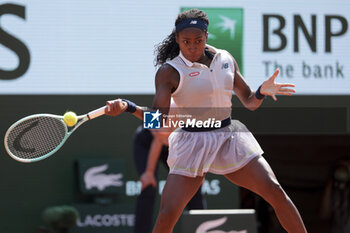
105,99,127,116
140,171,157,190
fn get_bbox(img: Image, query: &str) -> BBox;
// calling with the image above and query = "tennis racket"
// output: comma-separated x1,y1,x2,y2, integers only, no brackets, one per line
4,106,107,163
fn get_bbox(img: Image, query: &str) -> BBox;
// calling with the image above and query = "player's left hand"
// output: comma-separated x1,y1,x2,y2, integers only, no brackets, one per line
260,69,296,101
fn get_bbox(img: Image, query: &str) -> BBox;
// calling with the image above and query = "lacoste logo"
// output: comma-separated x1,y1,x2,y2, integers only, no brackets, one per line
84,164,123,191
190,20,198,24
195,216,247,233
189,71,200,77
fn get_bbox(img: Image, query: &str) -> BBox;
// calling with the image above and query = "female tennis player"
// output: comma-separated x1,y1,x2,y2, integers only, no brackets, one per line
106,9,307,233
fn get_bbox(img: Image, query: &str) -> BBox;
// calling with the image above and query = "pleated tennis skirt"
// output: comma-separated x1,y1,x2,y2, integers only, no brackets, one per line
167,120,263,177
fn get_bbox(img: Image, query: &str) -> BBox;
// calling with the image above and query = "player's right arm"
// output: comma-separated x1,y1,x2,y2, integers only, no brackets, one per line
105,99,147,120
152,64,179,116
105,64,179,120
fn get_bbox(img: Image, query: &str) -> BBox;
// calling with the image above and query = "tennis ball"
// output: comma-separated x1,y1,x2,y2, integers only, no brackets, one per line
63,111,77,127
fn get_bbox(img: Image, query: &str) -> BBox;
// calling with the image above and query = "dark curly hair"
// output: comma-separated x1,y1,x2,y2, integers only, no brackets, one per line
154,9,209,66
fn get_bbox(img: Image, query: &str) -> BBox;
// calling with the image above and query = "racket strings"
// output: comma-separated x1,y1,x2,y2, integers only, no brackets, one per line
6,117,67,160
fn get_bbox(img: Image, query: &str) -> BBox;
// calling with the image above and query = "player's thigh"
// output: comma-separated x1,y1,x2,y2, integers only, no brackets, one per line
224,156,282,199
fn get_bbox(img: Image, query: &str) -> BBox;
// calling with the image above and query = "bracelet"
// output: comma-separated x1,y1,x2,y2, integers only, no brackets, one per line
122,99,137,113
255,85,265,100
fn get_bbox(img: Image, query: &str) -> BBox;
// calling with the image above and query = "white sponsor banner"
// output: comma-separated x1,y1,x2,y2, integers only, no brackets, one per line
0,0,349,94
243,1,350,94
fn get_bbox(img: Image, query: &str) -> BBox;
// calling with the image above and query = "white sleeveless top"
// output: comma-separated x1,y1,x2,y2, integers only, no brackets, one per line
166,45,234,121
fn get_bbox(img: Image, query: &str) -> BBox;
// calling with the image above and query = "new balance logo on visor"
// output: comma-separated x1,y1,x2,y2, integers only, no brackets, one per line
190,20,198,24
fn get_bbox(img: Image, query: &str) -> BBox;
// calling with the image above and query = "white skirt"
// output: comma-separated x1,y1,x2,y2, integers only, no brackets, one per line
167,120,263,177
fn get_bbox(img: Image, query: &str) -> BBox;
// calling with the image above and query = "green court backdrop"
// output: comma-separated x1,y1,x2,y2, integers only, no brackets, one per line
0,94,350,233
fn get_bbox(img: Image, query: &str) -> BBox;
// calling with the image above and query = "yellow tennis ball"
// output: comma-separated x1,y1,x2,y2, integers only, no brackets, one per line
63,111,77,127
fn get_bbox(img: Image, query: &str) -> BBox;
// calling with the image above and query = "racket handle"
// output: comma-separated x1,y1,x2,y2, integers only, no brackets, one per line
87,106,107,120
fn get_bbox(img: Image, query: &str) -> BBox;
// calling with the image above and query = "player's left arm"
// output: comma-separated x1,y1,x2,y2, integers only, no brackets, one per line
233,59,295,111
233,60,261,111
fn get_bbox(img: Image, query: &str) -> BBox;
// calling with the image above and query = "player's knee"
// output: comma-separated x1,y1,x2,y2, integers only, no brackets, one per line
157,204,178,226
156,211,172,229
267,182,288,203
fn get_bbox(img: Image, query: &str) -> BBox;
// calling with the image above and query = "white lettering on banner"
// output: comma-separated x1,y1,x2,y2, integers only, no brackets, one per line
196,216,247,233
77,214,135,227
126,181,141,196
125,179,221,196
159,180,166,195
202,179,221,195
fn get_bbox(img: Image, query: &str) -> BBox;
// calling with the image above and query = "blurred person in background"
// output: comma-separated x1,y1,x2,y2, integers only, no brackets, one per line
132,126,206,233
